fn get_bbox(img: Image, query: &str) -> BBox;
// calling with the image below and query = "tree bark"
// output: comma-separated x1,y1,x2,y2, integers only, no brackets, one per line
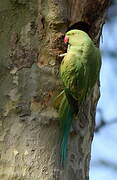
0,0,110,180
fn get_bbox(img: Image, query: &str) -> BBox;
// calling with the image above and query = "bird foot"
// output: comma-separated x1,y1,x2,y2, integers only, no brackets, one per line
58,53,67,57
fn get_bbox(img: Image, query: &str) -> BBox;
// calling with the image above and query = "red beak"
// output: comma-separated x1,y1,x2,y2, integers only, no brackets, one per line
64,36,69,44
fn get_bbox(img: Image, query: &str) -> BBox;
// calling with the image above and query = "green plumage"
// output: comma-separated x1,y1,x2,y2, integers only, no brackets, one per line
59,92,74,165
57,30,101,166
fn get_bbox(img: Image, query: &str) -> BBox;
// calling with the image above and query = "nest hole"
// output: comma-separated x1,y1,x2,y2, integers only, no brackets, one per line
67,21,91,35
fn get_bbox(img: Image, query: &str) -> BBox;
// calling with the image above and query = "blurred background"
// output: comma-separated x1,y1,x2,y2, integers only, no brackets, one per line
90,1,117,179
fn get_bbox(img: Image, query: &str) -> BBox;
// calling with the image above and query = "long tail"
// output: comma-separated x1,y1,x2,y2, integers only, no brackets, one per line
58,92,74,166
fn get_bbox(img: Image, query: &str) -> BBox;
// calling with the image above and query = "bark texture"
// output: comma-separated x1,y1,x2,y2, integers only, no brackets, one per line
0,0,109,180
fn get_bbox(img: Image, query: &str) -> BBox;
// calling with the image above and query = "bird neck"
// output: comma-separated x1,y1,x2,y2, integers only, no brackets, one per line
67,44,82,53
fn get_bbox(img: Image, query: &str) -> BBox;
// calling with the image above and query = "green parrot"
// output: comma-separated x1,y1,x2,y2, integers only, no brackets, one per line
56,29,101,166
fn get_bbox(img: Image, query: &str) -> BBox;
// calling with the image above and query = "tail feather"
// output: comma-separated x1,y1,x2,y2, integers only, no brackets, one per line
59,92,74,166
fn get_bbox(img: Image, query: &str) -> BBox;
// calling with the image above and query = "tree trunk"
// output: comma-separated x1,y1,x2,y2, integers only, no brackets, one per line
0,0,109,180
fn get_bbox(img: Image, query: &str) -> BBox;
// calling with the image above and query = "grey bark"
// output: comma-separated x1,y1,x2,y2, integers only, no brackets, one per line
0,0,109,180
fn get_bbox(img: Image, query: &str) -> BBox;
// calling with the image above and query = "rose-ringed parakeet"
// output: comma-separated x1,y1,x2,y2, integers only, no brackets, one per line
56,29,101,166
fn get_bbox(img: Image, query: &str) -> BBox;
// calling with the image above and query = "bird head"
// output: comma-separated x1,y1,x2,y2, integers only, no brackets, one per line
64,29,88,46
